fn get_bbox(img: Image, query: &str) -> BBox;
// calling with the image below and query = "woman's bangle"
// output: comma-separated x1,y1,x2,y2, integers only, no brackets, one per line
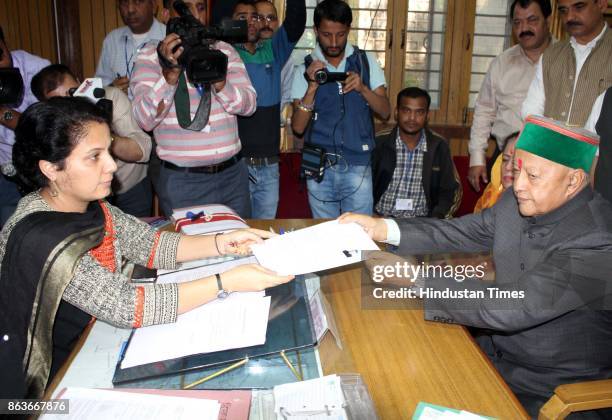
214,233,222,256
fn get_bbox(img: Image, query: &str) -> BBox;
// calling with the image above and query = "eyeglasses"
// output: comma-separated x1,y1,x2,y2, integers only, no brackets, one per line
236,14,261,23
235,14,279,23
259,14,278,23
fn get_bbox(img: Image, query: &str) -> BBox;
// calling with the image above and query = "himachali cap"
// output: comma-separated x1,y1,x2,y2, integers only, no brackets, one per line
516,116,599,173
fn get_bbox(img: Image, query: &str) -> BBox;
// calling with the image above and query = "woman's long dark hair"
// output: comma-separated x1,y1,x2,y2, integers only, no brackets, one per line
13,97,110,192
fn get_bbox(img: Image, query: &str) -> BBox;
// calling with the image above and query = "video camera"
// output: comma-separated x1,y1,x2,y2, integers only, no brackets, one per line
164,0,247,85
0,68,24,105
313,68,348,85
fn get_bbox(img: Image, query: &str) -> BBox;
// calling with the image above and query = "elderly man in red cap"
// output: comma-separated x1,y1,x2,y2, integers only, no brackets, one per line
341,116,612,418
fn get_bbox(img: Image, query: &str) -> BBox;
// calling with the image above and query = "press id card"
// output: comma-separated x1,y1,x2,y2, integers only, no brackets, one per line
396,198,414,211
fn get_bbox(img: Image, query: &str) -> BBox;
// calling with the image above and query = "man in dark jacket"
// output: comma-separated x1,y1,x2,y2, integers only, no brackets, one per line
344,117,612,418
373,87,459,219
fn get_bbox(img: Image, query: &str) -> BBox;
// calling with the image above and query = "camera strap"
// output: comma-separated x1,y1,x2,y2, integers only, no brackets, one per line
174,72,211,131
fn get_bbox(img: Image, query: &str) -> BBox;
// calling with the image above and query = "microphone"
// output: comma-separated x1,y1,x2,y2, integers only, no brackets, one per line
71,78,106,103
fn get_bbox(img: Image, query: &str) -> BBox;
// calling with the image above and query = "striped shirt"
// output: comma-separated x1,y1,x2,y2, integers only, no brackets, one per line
130,41,256,167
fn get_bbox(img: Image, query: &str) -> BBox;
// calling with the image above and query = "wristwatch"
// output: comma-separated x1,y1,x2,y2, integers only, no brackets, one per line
215,273,230,299
2,110,13,122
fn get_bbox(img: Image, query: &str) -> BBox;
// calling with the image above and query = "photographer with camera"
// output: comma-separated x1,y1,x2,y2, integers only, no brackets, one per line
291,0,390,219
131,0,256,218
31,65,154,217
232,0,305,219
0,26,50,227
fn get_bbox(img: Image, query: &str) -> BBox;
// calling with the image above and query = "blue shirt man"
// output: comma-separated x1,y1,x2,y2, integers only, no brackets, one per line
95,0,166,96
232,0,306,219
290,0,390,219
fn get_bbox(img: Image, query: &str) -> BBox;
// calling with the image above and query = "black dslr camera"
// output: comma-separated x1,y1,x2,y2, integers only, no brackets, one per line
0,68,24,105
164,0,247,85
313,68,348,85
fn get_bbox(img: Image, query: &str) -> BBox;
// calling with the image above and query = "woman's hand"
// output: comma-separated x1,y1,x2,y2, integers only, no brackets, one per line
216,228,276,256
222,264,294,292
337,212,388,242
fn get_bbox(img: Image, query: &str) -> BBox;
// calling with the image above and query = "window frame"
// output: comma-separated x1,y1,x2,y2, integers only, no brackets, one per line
276,0,514,126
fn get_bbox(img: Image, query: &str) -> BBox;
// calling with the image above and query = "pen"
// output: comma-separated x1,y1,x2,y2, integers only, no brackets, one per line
183,357,249,389
118,340,128,360
280,350,302,381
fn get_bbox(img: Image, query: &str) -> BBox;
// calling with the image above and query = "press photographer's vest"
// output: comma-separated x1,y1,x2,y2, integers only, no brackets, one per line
305,47,374,166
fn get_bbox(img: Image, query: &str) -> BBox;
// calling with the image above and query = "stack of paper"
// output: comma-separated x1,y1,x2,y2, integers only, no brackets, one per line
273,375,347,419
157,256,258,284
413,402,495,420
172,204,248,235
117,389,252,419
251,220,379,275
120,291,271,369
41,387,220,420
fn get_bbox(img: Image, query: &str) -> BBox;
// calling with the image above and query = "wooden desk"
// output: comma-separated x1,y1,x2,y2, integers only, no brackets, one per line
48,219,528,419
250,219,528,419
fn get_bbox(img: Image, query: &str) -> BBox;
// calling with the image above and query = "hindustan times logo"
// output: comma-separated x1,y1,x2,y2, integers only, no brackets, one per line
371,261,487,283
372,287,525,299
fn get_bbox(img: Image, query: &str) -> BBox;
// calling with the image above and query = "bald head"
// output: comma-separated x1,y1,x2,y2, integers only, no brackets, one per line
512,149,588,216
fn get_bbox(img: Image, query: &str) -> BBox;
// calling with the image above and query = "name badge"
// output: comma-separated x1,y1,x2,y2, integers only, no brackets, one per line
396,198,413,211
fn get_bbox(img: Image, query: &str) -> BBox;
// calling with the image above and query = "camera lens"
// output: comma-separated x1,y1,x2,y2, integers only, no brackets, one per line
314,69,327,85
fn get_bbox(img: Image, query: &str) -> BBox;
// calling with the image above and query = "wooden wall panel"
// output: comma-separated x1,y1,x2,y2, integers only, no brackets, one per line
38,0,57,61
79,0,95,77
0,0,57,63
91,0,107,75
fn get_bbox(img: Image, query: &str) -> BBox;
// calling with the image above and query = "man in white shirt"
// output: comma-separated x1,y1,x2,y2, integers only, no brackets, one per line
521,0,610,126
468,0,552,192
95,0,166,95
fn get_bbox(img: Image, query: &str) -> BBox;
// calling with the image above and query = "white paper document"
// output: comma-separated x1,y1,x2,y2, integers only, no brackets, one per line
157,256,258,284
273,375,347,419
157,254,237,275
121,291,271,368
418,406,491,420
251,220,379,275
55,321,131,391
42,387,220,420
